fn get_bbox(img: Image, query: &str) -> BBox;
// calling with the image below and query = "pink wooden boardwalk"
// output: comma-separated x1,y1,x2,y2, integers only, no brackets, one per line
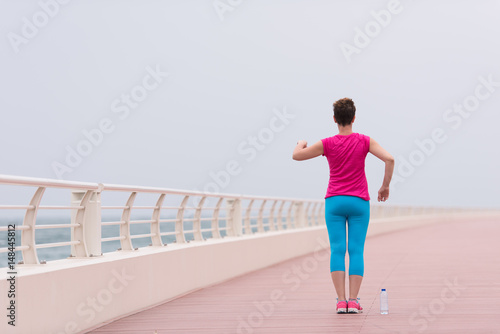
89,217,500,333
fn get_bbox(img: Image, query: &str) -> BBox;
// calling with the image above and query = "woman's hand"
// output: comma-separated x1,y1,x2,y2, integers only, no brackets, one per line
378,186,390,202
297,140,308,148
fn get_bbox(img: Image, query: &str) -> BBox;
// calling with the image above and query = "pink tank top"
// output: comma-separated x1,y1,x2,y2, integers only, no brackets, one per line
321,133,370,201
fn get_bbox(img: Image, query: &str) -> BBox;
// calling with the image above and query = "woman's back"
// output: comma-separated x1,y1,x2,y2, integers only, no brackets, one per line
321,133,370,201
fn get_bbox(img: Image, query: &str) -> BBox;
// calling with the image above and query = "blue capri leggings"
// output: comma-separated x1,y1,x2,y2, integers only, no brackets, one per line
325,195,370,276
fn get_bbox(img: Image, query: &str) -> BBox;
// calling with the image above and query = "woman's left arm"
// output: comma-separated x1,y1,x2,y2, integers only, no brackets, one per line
292,140,324,161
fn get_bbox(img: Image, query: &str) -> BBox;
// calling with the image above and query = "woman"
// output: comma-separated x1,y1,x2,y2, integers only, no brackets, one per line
292,97,395,314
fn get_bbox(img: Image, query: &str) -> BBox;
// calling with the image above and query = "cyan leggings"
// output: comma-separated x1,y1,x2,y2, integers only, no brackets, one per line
325,195,370,276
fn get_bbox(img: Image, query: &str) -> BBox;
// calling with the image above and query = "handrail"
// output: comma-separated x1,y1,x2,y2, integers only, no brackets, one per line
0,174,99,190
101,183,322,203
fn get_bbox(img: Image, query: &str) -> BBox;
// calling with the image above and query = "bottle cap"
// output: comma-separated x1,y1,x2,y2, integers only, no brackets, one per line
381,289,386,291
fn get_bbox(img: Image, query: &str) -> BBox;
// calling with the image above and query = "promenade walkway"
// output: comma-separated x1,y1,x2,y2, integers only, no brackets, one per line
89,216,500,334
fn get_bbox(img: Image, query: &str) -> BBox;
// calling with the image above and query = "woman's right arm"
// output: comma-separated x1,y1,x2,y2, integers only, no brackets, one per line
369,138,395,202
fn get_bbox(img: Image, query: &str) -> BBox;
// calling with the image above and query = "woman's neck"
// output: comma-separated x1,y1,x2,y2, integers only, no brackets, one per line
337,125,353,136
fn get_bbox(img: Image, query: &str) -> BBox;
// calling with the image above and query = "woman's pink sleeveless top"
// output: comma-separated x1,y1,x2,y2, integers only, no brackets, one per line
321,133,370,201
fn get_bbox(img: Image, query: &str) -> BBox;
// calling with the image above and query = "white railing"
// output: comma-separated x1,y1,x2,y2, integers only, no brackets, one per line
0,175,325,265
0,174,492,266
0,175,101,265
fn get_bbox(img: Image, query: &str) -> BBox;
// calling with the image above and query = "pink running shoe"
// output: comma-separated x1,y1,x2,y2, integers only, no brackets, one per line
348,298,363,313
336,298,347,314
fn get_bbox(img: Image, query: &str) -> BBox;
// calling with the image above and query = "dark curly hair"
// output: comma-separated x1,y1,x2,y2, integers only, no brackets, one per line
333,98,356,126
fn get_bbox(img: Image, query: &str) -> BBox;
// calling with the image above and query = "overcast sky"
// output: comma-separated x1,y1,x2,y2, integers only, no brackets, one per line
1,0,499,209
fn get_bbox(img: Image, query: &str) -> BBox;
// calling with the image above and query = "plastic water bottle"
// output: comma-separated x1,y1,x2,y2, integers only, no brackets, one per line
380,289,389,314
